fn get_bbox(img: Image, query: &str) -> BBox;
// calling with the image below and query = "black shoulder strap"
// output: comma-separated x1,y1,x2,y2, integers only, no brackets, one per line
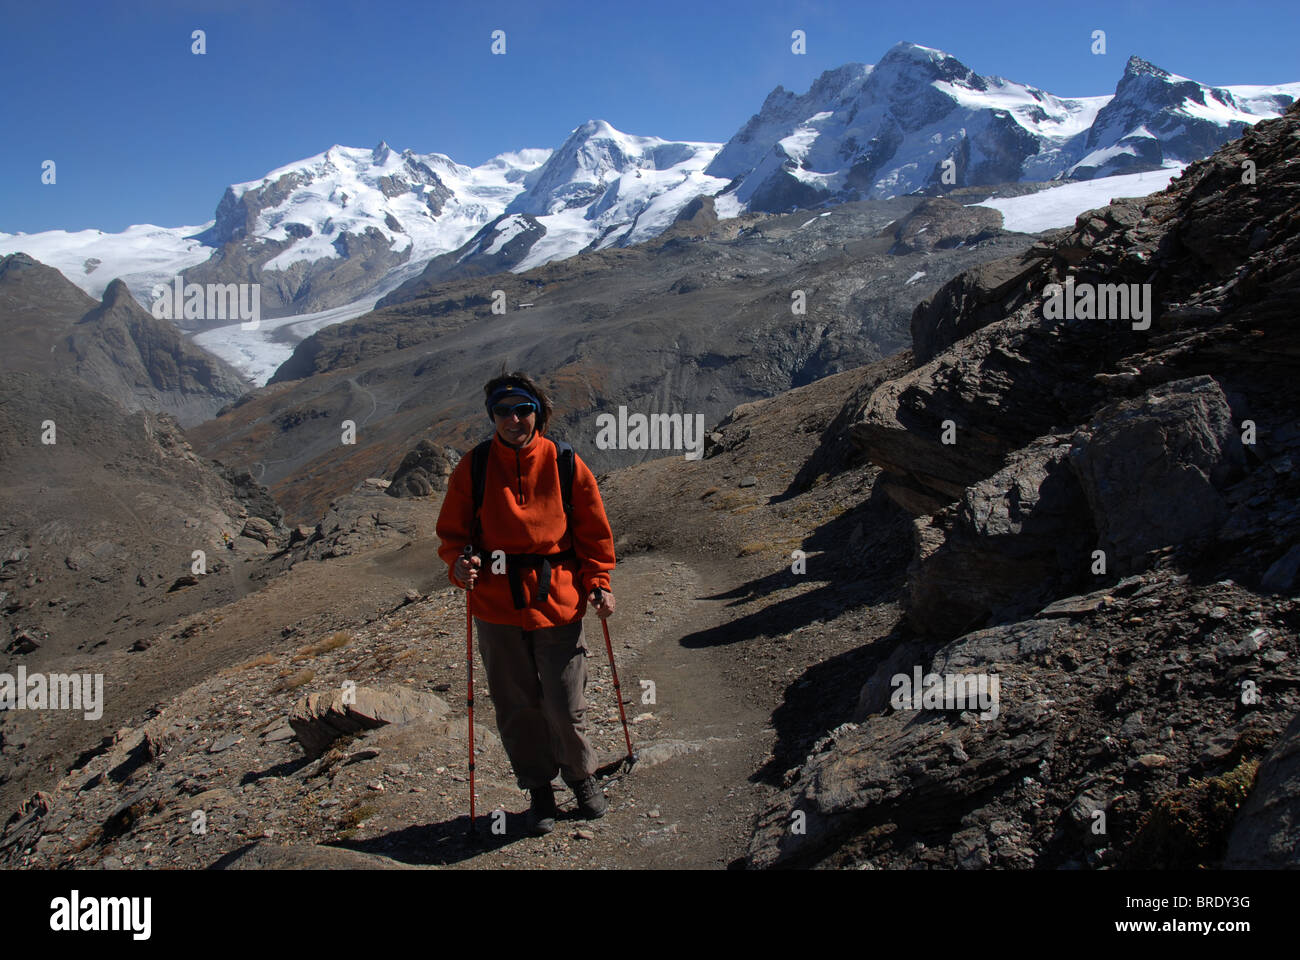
553,439,575,527
470,439,492,545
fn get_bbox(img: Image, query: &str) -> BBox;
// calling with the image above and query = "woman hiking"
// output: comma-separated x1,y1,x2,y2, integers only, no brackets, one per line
436,371,617,835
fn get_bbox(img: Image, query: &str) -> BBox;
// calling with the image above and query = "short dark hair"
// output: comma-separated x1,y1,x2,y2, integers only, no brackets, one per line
483,369,554,435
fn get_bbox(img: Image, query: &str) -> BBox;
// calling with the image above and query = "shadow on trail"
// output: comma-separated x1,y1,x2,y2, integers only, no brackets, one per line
753,622,929,788
678,482,924,788
679,483,910,649
332,810,542,866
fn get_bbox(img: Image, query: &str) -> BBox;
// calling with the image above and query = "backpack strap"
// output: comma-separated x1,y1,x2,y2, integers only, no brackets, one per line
552,439,575,532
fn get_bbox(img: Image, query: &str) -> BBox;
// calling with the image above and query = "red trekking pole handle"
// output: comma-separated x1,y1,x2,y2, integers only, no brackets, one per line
464,544,477,835
592,587,636,766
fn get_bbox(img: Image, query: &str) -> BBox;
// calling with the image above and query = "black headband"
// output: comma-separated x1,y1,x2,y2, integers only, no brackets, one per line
486,385,541,415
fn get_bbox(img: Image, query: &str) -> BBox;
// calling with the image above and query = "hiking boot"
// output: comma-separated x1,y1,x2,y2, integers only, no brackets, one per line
568,777,608,819
527,786,559,835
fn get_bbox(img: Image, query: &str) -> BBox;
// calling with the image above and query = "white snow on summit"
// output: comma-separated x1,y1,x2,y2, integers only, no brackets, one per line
505,120,728,271
234,143,551,290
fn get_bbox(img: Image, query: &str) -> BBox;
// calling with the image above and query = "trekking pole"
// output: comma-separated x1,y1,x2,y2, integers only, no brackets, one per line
592,587,637,769
464,544,477,836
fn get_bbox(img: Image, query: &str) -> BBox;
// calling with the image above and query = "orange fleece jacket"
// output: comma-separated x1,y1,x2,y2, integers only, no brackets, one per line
436,432,616,628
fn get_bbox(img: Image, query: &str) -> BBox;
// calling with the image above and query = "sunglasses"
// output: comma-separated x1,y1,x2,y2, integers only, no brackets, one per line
491,401,537,419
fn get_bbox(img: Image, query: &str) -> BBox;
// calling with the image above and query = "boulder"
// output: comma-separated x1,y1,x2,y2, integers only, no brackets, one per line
289,685,450,759
1068,376,1244,574
387,440,459,498
241,517,275,544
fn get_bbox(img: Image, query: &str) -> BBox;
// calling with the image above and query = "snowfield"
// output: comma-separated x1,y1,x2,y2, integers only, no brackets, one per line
972,166,1186,233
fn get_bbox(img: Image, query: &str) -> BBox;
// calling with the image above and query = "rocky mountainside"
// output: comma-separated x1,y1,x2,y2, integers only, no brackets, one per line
0,373,287,664
0,253,248,426
745,100,1300,868
0,369,294,815
185,194,1035,525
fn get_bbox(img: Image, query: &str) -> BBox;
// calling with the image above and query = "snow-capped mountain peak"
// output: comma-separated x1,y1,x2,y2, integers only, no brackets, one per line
505,119,718,218
1066,54,1300,178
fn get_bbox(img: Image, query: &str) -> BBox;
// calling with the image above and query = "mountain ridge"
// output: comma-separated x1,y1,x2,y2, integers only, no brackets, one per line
4,43,1294,346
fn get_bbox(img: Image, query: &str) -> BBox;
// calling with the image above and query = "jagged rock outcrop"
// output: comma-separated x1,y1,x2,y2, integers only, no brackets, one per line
909,249,1048,364
749,569,1297,869
1068,375,1245,575
906,435,1093,638
907,375,1247,640
215,464,289,535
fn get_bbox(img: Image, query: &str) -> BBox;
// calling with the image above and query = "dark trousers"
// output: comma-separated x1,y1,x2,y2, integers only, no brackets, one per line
474,617,598,790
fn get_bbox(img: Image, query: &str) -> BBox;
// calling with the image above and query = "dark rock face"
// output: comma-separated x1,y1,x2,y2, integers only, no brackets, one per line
907,436,1094,639
1068,376,1245,575
910,250,1047,363
671,194,720,234
749,102,1300,870
1224,710,1300,868
215,465,288,532
749,571,1298,870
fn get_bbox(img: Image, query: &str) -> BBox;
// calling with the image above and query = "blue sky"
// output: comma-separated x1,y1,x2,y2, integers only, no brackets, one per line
2,0,1297,233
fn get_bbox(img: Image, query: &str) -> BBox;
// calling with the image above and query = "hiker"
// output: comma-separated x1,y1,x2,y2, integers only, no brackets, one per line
436,371,618,835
